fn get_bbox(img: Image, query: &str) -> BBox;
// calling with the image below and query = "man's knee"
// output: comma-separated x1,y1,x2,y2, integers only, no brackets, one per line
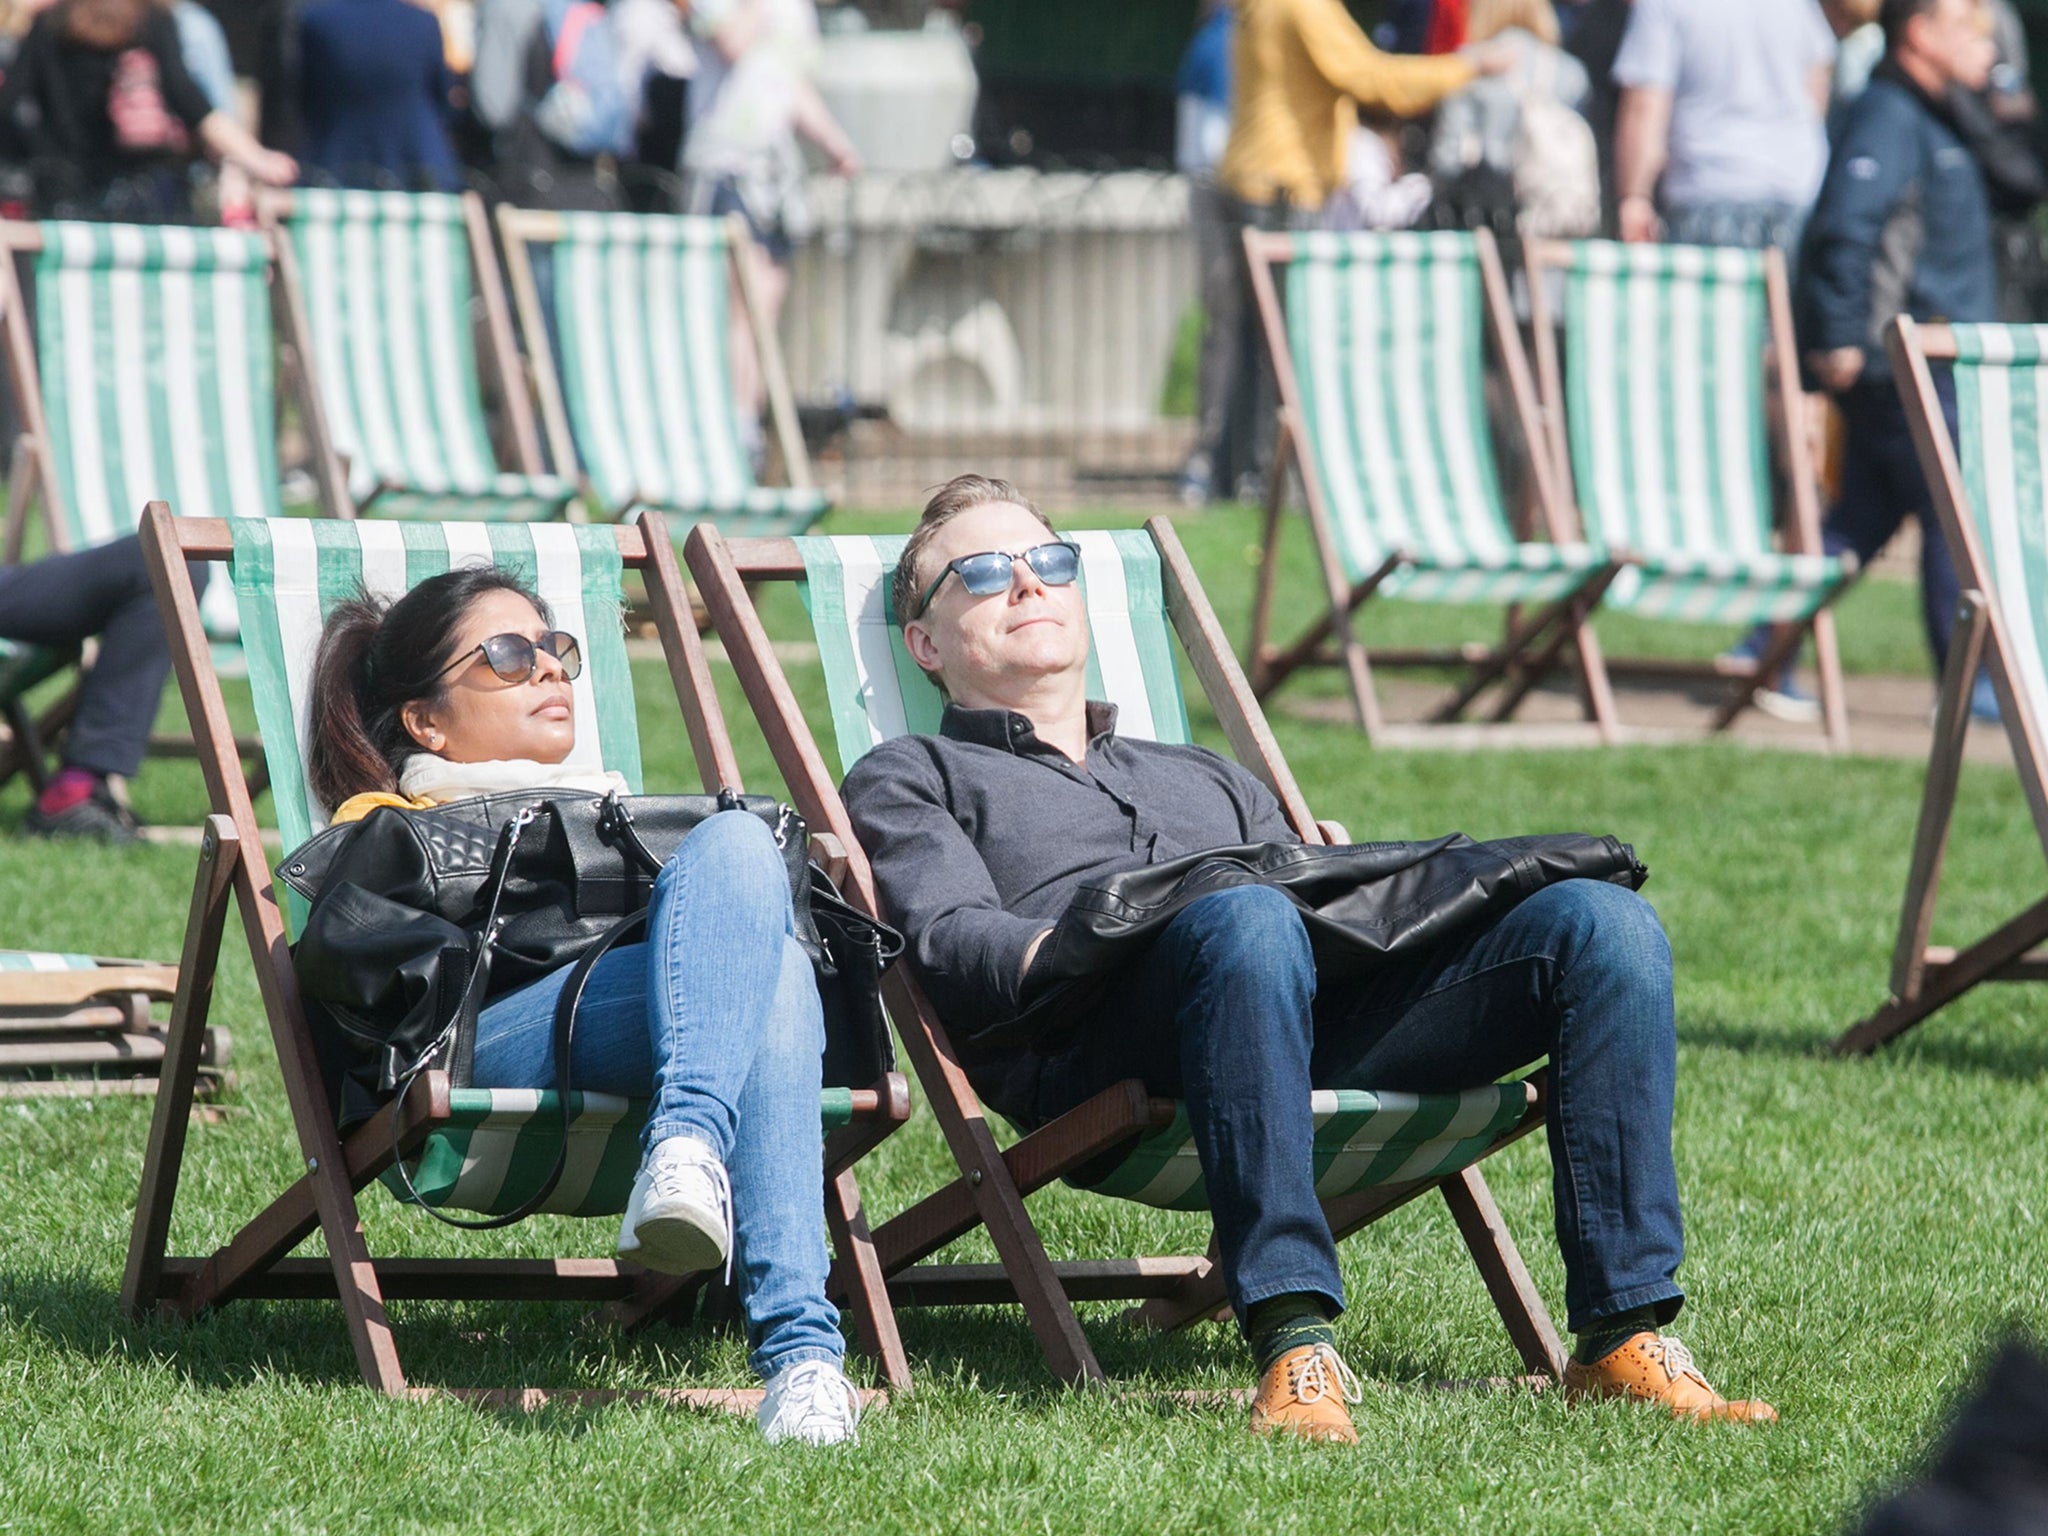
1162,884,1311,976
1519,879,1672,985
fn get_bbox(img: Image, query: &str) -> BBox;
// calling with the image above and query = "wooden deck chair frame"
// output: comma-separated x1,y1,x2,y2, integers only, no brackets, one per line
0,637,77,796
121,503,912,1405
0,951,229,1101
1241,226,1622,743
495,209,816,515
256,188,551,523
685,517,1566,1389
1524,239,1852,747
1837,317,2048,1052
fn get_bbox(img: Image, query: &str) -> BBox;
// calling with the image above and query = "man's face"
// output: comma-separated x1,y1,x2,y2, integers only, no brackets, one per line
902,502,1091,706
1912,0,1996,92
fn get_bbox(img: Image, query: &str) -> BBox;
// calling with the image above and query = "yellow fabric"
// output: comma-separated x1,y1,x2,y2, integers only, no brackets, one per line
1219,0,1473,210
329,791,435,825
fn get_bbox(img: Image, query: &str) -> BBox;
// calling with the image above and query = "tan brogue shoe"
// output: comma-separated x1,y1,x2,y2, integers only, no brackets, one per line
1248,1343,1362,1443
1563,1332,1778,1423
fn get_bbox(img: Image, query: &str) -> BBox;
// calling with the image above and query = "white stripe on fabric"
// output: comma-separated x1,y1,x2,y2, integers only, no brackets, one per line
1383,1089,1502,1184
683,238,749,504
340,216,403,490
438,520,496,572
378,216,443,493
528,523,609,776
1667,264,1712,551
209,232,265,524
1311,1101,1419,1197
1623,264,1670,550
416,213,488,492
606,237,669,506
563,225,635,508
267,520,329,826
540,1096,630,1213
55,245,114,544
351,518,410,603
1712,266,1764,554
444,1097,535,1211
158,237,215,522
1386,253,1456,557
1581,268,1627,547
642,237,706,510
302,215,371,502
833,536,911,750
1320,259,1398,569
1427,250,1502,558
1980,365,2048,723
1125,1142,1206,1207
106,226,156,527
1071,531,1158,742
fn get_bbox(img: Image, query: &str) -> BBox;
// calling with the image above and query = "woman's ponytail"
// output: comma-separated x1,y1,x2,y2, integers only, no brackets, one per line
305,597,396,810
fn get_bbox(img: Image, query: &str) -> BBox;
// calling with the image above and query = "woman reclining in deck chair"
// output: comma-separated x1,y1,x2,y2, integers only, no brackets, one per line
301,566,861,1446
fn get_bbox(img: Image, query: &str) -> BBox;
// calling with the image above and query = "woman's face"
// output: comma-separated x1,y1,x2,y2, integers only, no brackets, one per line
399,590,576,766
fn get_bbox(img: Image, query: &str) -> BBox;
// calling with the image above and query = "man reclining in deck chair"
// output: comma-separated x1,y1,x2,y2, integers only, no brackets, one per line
842,475,1776,1444
0,535,203,843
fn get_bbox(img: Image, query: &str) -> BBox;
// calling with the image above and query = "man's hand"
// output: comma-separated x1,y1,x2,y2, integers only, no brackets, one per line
1807,346,1866,394
1460,40,1516,76
1618,192,1659,244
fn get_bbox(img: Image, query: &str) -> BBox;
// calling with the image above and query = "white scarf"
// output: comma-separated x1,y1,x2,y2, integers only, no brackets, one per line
397,754,630,806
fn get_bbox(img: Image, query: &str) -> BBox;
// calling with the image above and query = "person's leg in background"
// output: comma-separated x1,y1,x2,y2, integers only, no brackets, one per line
1180,173,1242,505
0,536,207,841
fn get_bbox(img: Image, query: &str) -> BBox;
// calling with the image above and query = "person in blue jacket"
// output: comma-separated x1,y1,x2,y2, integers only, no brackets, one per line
298,0,461,189
1798,0,2000,719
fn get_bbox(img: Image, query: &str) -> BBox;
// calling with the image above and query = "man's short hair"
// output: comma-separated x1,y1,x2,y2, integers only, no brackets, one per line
890,473,1056,627
1881,0,1945,50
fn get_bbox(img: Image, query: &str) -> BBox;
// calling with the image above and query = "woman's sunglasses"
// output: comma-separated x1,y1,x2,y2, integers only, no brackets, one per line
913,540,1083,620
436,630,584,684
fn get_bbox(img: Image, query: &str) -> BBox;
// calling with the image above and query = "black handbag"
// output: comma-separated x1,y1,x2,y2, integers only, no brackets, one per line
285,789,899,1225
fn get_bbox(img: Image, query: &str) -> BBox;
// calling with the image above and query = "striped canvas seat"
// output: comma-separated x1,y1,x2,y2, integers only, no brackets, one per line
1284,231,1610,605
794,530,1536,1209
0,951,101,976
1945,325,2048,726
35,222,283,637
1556,241,1852,624
227,518,841,1219
545,212,827,531
283,190,574,521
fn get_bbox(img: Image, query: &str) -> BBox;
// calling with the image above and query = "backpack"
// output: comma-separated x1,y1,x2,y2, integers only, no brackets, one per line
531,0,635,160
1509,54,1600,239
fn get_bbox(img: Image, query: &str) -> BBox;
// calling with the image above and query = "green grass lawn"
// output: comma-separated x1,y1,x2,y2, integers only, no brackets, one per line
0,505,2039,1533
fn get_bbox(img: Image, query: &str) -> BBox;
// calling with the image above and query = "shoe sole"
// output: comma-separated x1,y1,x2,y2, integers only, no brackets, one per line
623,1207,728,1276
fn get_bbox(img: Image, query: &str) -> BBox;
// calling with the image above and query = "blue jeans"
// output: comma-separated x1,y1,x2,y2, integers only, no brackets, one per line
472,811,840,1380
1826,374,1965,675
1030,880,1685,1336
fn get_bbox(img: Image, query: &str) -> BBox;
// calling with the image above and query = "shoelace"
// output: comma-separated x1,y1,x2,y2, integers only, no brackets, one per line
771,1360,863,1443
1642,1335,1704,1385
1288,1343,1364,1406
649,1148,734,1284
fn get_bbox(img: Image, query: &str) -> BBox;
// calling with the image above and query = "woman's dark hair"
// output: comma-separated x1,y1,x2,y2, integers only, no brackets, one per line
62,0,151,50
305,567,551,809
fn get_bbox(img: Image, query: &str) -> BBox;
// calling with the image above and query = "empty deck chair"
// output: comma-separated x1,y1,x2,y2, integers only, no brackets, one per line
123,506,910,1402
263,188,575,521
687,520,1564,1389
1839,318,2048,1052
497,209,827,536
0,949,228,1100
1527,239,1856,744
1242,228,1621,742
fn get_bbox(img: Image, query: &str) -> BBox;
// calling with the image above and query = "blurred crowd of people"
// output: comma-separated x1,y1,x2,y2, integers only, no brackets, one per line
0,0,859,235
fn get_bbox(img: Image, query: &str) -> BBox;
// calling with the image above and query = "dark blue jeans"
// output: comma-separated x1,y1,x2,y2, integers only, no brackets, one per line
1824,374,1964,675
1029,880,1685,1336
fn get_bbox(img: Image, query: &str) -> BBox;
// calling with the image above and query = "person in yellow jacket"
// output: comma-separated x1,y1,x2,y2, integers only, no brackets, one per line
1184,0,1504,503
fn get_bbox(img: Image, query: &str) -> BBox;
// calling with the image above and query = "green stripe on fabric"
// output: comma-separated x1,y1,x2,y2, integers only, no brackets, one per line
797,540,880,775
1110,530,1191,743
573,525,644,791
228,521,314,857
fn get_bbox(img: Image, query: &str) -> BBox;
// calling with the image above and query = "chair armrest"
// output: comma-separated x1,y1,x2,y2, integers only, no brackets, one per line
810,830,850,888
1314,819,1350,846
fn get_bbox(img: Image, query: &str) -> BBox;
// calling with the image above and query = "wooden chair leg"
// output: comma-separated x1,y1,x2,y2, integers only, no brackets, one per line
1440,1167,1566,1381
1246,438,1287,691
1569,605,1621,744
1709,620,1804,733
1811,606,1850,751
4,433,36,565
120,816,240,1318
826,1166,912,1392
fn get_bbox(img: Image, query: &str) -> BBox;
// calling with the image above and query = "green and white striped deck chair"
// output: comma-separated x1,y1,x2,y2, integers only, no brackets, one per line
0,220,282,640
126,507,910,1397
1243,228,1620,742
1529,238,1854,741
499,208,828,536
268,189,576,522
687,519,1562,1388
1841,319,2048,1052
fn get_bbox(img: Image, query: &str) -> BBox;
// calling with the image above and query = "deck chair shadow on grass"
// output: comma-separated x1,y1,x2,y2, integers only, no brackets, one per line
495,209,828,539
1241,228,1622,744
685,520,1566,1389
1525,238,1857,746
121,504,912,1405
0,218,279,790
1838,319,2048,1053
258,188,576,523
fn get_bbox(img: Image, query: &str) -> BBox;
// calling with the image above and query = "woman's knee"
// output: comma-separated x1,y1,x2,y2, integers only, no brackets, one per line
660,809,790,907
757,937,826,1064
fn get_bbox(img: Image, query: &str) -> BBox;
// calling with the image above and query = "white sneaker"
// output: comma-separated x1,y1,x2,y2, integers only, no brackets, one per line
617,1134,731,1277
758,1358,863,1447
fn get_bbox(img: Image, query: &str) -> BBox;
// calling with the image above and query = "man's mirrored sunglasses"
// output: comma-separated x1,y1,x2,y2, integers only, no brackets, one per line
914,540,1083,619
437,630,584,683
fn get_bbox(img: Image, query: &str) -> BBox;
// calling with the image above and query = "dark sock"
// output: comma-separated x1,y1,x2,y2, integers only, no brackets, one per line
1247,1293,1337,1376
1572,1304,1665,1366
36,767,98,817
